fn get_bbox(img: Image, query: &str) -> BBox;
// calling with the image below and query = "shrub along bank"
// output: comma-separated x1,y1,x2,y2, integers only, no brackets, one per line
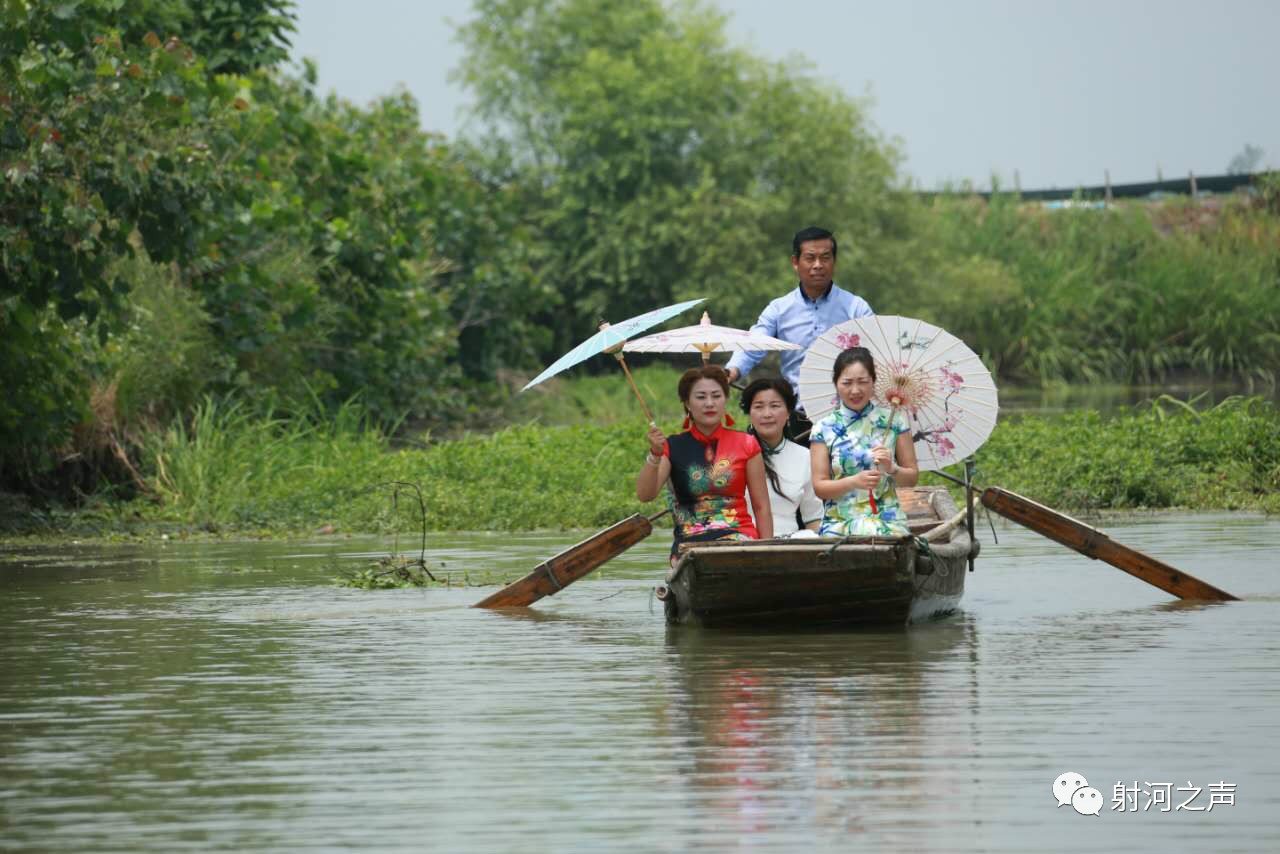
6,0,1278,513
7,396,1276,539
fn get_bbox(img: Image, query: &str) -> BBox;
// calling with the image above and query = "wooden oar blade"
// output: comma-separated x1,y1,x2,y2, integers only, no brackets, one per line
981,486,1238,601
474,514,655,609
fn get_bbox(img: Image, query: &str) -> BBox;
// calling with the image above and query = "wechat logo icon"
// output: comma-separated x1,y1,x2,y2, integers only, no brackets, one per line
1054,772,1102,816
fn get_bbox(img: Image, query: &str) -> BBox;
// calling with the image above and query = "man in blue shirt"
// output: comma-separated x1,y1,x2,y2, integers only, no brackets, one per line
725,226,873,442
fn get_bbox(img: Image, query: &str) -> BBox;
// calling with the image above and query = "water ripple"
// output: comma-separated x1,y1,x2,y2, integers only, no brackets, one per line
3,515,1279,851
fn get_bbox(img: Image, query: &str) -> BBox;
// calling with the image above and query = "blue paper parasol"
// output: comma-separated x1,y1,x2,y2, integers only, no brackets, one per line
521,297,706,421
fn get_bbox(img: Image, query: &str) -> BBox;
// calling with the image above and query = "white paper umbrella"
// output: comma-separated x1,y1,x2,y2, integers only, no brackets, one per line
797,315,999,470
622,311,802,363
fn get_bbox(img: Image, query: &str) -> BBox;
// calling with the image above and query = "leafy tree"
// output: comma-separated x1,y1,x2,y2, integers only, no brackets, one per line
2,0,549,493
1226,143,1265,176
0,0,295,331
454,0,908,356
1,0,250,473
180,68,551,420
179,0,295,74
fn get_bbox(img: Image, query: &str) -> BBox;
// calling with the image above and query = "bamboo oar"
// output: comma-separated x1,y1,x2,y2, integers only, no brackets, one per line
979,485,1237,601
474,510,670,609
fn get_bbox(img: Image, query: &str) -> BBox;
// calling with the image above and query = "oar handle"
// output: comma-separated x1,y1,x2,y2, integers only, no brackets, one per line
981,486,1238,601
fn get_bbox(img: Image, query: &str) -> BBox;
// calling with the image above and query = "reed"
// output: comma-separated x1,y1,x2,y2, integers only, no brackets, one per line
908,193,1280,386
90,394,1280,537
139,396,391,529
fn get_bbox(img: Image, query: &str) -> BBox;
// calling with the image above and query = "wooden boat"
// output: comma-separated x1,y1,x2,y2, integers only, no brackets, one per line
655,486,978,628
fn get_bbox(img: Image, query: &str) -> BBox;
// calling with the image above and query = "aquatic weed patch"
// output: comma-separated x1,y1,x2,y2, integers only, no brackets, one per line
12,396,1280,540
333,558,518,590
965,396,1280,513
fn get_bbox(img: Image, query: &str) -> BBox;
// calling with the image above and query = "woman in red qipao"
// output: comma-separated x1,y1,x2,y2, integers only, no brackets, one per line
636,365,774,563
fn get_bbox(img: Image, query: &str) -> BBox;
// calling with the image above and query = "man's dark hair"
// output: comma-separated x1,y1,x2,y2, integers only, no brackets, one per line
792,226,837,259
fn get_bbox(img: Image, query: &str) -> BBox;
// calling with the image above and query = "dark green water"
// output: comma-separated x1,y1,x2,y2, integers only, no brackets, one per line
3,515,1279,851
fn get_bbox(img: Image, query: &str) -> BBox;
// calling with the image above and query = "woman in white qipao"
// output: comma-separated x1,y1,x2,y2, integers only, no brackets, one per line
740,377,822,537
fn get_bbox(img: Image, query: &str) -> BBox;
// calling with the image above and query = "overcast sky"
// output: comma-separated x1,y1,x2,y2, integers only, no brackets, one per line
289,0,1279,189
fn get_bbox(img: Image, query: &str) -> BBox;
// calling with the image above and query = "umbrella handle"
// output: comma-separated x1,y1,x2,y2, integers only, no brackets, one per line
867,404,900,515
613,352,656,425
874,405,899,471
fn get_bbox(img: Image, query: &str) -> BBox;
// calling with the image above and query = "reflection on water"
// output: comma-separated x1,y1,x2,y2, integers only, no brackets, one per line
3,515,1280,851
659,622,981,846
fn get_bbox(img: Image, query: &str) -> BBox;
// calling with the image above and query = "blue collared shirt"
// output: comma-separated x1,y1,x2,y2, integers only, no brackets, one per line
726,282,873,400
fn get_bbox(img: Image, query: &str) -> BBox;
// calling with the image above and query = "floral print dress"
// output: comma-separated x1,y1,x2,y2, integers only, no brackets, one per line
810,402,912,537
663,425,762,556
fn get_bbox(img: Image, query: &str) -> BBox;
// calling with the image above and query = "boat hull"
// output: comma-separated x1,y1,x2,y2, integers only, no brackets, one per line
660,487,973,628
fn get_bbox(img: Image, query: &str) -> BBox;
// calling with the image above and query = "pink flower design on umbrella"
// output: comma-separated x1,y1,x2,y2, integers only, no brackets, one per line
796,315,999,470
939,364,965,389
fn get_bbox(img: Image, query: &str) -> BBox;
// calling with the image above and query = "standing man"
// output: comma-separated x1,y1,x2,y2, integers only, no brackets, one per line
725,226,873,443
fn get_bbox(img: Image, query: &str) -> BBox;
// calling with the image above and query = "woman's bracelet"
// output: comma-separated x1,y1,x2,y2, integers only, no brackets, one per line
644,452,660,466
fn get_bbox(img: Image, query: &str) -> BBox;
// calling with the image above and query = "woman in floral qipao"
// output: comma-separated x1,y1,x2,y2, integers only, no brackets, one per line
810,347,919,536
636,365,773,563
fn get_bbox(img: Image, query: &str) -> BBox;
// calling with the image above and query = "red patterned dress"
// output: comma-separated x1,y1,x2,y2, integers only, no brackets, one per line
662,425,762,556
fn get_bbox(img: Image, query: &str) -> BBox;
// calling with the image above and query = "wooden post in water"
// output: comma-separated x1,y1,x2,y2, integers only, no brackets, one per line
1104,169,1113,205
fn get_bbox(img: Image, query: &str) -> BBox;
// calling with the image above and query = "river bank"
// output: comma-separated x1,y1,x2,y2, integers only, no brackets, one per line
2,395,1277,543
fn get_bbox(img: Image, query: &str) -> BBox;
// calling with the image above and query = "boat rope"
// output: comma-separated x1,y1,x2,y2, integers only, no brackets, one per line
929,467,1001,545
822,535,898,561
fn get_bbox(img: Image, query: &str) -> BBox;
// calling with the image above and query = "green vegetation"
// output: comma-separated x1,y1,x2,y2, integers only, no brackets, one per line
6,394,1275,539
977,396,1280,514
2,0,542,494
902,194,1280,385
455,0,908,354
3,0,1278,524
334,560,516,590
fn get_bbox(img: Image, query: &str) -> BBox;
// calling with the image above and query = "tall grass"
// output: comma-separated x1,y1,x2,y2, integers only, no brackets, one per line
141,396,390,528
903,193,1280,386
132,395,666,532
106,394,1280,536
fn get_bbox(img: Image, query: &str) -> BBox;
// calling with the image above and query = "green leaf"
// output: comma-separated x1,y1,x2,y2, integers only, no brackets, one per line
51,1,81,20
